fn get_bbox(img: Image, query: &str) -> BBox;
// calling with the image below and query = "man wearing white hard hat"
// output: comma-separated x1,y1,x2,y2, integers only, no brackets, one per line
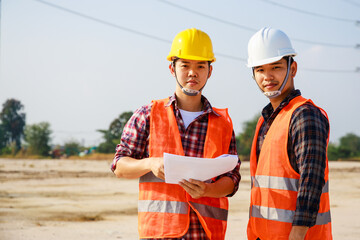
246,27,333,240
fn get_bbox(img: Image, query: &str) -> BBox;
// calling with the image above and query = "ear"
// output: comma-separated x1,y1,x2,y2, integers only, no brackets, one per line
290,61,297,78
207,65,213,79
169,63,176,77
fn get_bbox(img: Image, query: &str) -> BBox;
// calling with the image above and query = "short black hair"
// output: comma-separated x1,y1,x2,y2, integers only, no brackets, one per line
285,56,294,65
172,57,211,67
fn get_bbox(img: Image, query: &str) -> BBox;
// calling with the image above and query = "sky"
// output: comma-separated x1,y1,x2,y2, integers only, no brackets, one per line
0,0,359,147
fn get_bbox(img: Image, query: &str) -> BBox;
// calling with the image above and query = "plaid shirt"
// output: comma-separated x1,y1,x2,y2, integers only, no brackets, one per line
112,94,241,240
256,89,329,227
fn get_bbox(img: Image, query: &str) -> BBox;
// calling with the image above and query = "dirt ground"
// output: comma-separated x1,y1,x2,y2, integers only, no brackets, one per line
0,158,359,240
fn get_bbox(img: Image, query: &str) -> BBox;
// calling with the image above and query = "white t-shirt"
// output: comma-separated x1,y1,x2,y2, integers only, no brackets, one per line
179,109,204,129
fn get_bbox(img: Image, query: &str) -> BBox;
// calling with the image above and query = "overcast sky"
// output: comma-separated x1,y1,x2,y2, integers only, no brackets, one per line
1,0,359,147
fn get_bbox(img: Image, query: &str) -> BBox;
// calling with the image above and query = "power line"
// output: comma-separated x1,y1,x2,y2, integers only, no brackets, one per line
258,0,357,23
216,53,247,62
33,0,171,44
301,67,360,73
32,0,359,74
158,0,257,32
340,0,360,8
158,0,357,49
290,38,354,48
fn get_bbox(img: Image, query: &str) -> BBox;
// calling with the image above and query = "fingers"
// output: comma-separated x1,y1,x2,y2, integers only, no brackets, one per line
149,157,165,180
153,166,165,180
180,179,203,190
179,179,206,199
157,170,165,180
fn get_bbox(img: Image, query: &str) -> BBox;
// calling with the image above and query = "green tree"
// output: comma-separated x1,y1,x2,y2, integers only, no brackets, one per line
236,114,260,158
97,111,133,153
64,140,82,156
338,133,360,158
0,99,26,151
96,129,115,153
0,125,7,150
327,142,340,161
327,133,360,160
109,111,133,140
24,122,52,156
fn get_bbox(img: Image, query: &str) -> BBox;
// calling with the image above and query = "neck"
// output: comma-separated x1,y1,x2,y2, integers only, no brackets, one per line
175,90,203,112
269,87,294,110
270,97,284,110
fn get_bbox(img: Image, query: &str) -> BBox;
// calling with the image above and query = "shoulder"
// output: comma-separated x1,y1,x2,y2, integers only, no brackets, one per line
127,102,152,128
290,102,329,132
292,102,327,121
134,102,152,116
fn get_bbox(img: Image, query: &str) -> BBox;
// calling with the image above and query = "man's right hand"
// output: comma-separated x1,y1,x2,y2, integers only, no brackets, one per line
148,157,165,180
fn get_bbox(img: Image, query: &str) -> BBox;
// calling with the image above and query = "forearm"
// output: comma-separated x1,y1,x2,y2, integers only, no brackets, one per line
289,226,309,240
293,142,326,226
222,132,241,197
113,156,151,179
215,158,241,197
205,176,235,198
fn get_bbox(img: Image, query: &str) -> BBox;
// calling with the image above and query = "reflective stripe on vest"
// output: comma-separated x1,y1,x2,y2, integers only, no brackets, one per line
140,172,164,183
138,200,227,221
250,175,331,225
139,200,189,214
190,202,228,221
251,175,329,193
251,205,331,225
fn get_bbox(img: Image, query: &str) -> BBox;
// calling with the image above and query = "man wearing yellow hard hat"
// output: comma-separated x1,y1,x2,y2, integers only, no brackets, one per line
111,28,241,240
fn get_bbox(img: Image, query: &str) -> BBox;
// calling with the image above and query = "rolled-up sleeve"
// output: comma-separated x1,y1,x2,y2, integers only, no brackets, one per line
216,131,241,197
111,104,151,172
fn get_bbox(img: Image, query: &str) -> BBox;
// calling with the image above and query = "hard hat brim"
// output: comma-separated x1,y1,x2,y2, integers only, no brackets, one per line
167,55,216,63
247,54,296,68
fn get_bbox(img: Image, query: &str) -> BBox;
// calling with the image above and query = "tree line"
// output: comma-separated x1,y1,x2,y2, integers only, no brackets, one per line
1,98,359,160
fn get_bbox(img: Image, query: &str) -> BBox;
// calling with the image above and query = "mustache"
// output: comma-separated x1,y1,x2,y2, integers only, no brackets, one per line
262,81,278,87
187,78,199,83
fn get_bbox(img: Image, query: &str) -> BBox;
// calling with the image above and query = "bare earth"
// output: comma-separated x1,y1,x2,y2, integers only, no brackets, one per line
0,159,359,240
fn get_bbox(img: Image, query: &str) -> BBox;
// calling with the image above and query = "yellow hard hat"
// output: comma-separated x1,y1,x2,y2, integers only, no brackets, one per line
167,28,216,62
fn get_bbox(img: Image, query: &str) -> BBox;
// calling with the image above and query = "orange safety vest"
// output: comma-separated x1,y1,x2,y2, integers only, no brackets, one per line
138,98,234,240
247,96,332,240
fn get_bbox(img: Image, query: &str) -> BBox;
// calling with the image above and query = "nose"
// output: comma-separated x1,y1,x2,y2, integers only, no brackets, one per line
263,70,274,81
188,68,198,77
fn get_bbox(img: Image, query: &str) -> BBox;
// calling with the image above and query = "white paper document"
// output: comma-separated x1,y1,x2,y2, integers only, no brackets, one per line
164,153,238,184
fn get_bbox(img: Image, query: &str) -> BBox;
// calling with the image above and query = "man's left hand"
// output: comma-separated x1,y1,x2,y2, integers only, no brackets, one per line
179,179,209,199
289,226,309,240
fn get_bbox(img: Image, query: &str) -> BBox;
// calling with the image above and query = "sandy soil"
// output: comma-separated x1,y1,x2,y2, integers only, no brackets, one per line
0,158,359,240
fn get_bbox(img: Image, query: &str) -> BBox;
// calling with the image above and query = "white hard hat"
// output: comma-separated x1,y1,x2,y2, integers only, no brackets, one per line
247,27,297,68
